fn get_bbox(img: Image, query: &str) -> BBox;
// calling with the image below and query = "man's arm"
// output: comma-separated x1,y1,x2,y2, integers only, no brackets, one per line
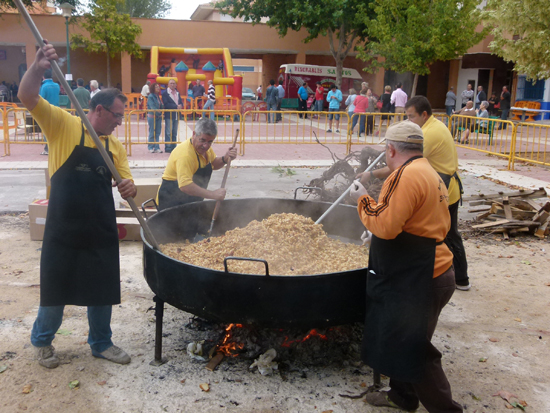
180,183,226,201
390,91,396,104
211,147,238,170
357,166,391,186
18,43,58,111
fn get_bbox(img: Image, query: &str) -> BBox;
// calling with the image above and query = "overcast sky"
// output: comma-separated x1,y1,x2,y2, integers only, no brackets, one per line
167,0,211,20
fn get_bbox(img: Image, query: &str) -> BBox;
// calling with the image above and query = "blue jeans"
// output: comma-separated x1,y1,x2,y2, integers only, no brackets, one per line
267,101,277,123
147,116,161,151
351,113,366,134
203,99,215,120
31,305,113,353
164,112,179,152
315,100,324,112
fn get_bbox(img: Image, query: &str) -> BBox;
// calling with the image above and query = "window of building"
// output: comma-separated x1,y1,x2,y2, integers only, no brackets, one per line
516,75,545,100
234,66,255,72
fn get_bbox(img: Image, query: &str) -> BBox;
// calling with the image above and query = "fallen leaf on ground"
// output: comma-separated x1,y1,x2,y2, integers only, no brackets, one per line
489,337,500,342
97,381,107,386
514,318,522,322
360,382,367,387
493,390,519,403
545,282,550,287
68,380,80,390
322,411,334,413
199,383,210,392
22,384,33,394
0,365,7,373
56,329,72,336
180,379,186,384
521,260,531,265
479,357,488,362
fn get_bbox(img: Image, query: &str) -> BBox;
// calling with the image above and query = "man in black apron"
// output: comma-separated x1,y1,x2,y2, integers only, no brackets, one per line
19,43,137,369
351,121,463,412
157,118,237,211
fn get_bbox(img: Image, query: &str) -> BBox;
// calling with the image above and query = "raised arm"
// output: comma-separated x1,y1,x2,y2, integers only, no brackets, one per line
18,42,58,111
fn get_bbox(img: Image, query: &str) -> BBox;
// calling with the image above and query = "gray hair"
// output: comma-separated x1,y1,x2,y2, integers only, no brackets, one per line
386,139,424,154
90,88,127,111
481,100,489,109
90,80,98,89
195,117,217,137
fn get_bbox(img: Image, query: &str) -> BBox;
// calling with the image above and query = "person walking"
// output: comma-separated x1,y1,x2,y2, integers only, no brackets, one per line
297,82,309,119
445,87,457,119
147,82,163,153
345,88,357,125
326,84,342,133
276,79,285,122
266,79,278,123
202,80,216,121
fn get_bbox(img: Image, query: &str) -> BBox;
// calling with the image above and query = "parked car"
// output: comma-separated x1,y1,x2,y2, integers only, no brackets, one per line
242,87,256,100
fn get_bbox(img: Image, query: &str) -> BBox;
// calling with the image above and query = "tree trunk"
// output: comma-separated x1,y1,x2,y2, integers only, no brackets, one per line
327,26,358,90
411,73,419,98
107,52,111,88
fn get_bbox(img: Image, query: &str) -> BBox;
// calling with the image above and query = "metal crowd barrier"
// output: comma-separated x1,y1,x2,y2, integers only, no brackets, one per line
126,109,241,156
512,122,550,169
450,114,515,168
240,110,351,155
348,112,407,149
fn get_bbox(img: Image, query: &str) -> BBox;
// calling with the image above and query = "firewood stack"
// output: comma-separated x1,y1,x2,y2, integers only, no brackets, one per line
465,188,550,239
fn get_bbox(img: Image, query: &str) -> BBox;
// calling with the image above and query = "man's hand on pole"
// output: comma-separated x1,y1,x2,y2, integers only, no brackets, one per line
37,42,57,70
225,147,237,162
114,179,137,199
211,188,227,201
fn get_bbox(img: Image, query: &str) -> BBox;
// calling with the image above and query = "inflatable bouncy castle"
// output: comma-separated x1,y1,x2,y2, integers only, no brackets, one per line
147,47,242,103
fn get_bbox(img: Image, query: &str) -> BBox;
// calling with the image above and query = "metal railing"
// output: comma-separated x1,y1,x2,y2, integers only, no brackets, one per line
512,122,550,168
240,110,351,154
125,109,241,156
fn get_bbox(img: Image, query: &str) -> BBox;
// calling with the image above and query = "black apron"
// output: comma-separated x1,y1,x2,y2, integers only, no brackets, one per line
158,152,213,211
362,230,436,383
40,124,120,307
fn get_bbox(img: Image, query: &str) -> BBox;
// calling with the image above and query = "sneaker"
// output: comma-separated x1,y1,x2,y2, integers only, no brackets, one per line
92,345,131,365
336,129,340,133
148,149,155,153
456,281,471,291
40,151,48,155
153,149,163,153
365,391,418,411
34,345,59,369
327,129,332,133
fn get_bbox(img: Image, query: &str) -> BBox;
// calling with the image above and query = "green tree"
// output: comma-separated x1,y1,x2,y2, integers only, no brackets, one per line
70,0,142,87
359,0,486,96
115,0,171,19
215,0,374,88
482,0,549,81
0,0,81,13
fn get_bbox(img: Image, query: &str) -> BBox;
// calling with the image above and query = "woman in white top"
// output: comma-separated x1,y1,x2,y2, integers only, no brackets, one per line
345,88,357,120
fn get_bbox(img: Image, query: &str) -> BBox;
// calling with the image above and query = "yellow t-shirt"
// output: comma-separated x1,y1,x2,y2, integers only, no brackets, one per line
30,97,132,181
161,138,216,188
358,157,453,278
422,115,462,205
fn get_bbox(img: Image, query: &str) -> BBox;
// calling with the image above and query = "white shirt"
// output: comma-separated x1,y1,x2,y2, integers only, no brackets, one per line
90,89,99,98
390,88,408,107
141,84,150,97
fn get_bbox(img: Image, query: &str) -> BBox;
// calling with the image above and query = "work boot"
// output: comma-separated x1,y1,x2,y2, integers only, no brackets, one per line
34,345,59,369
365,391,418,411
92,345,131,365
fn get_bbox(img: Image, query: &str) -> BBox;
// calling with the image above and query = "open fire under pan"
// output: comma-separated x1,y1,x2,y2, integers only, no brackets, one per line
141,198,368,363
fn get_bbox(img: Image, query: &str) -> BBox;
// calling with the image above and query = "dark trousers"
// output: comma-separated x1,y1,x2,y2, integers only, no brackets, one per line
298,98,308,118
366,114,374,135
276,100,282,121
388,267,463,413
444,201,468,284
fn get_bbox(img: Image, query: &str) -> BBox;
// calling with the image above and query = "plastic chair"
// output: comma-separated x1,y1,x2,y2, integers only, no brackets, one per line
255,101,268,122
241,101,256,121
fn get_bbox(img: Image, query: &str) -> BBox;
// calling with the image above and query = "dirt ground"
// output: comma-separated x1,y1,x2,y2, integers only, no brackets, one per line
1,213,549,413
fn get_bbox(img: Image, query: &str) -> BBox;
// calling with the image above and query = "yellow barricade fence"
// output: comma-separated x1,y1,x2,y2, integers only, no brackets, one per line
240,110,351,155
194,96,241,112
348,112,407,150
126,109,241,156
512,122,550,169
449,114,516,168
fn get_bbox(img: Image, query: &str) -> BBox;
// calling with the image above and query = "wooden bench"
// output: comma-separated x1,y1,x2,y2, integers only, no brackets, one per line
510,100,541,121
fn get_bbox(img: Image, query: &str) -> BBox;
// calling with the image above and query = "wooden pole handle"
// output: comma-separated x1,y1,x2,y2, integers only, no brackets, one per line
211,129,240,224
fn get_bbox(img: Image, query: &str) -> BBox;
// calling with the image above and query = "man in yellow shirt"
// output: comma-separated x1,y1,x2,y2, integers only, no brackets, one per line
359,96,470,290
351,121,462,412
157,118,237,210
19,42,136,369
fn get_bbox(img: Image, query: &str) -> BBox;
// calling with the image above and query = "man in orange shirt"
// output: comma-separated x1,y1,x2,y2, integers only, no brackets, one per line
351,121,462,412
